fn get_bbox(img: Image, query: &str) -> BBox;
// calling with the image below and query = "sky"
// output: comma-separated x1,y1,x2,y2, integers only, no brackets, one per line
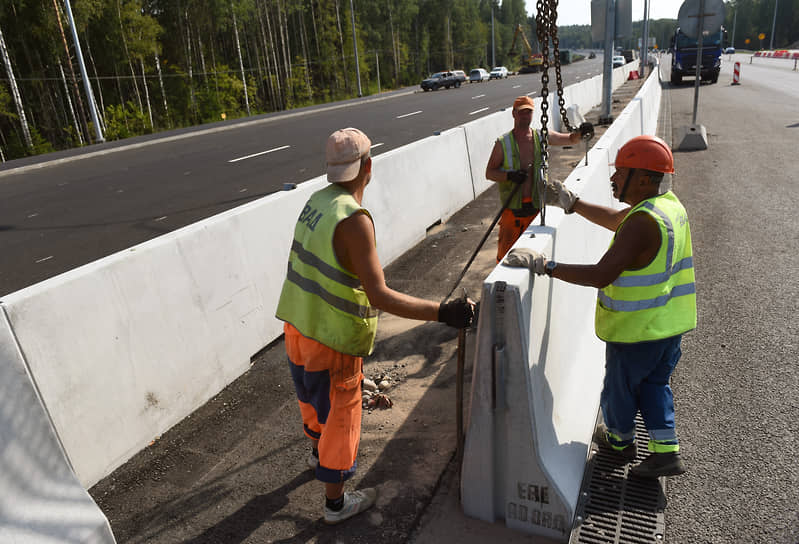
524,0,685,26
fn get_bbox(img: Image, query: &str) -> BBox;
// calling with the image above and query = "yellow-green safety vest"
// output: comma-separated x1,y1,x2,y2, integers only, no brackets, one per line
276,184,378,356
498,129,543,210
595,191,697,343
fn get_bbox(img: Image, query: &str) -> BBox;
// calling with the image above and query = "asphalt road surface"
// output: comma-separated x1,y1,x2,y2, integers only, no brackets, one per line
660,53,799,543
0,54,605,296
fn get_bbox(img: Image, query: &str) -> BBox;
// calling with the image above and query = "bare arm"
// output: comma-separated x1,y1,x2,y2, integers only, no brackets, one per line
572,198,631,231
547,129,581,146
550,212,661,288
334,212,439,321
485,141,510,183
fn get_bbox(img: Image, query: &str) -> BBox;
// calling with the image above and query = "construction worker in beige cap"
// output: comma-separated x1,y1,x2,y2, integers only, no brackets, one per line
486,95,594,262
276,127,474,524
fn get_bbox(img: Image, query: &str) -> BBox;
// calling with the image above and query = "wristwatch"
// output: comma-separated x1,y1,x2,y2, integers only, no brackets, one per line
545,261,558,277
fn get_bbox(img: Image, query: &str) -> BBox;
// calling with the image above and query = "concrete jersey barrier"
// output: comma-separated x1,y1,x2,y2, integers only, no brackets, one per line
0,58,643,504
0,310,115,543
460,68,662,540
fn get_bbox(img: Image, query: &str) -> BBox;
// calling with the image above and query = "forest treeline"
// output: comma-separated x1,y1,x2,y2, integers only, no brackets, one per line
1,0,797,161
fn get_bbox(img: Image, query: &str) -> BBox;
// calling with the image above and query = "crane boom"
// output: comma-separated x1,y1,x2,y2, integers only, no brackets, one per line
508,24,543,73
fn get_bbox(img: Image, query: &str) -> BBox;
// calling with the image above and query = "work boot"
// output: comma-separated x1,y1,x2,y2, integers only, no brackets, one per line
630,452,686,478
323,488,377,525
593,424,637,463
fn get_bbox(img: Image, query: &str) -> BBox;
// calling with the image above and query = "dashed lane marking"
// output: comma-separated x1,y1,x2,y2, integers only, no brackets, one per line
396,110,422,119
469,107,490,116
228,145,291,163
35,256,53,264
471,94,486,99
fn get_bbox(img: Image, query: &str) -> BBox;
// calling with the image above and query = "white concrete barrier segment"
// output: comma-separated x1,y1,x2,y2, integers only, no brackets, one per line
461,69,662,540
366,129,475,266
0,178,325,488
0,64,658,504
0,310,116,543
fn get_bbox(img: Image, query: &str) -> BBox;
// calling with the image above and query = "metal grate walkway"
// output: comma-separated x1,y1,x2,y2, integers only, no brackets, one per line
570,415,667,544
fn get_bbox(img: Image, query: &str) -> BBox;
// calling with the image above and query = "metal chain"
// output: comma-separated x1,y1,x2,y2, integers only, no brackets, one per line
549,0,573,133
535,0,550,167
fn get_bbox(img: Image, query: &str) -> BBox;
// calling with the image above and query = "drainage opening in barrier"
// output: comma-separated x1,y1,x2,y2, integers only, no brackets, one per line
570,414,667,544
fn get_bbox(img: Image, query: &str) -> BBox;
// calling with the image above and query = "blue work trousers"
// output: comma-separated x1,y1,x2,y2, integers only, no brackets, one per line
600,335,682,451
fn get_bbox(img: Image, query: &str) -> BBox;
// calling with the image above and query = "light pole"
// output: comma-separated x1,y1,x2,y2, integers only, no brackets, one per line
64,0,104,142
639,0,650,77
769,0,778,50
491,7,495,67
349,0,362,97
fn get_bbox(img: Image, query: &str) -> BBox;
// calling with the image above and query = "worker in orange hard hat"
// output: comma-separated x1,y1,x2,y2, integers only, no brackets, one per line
504,134,696,479
485,95,595,262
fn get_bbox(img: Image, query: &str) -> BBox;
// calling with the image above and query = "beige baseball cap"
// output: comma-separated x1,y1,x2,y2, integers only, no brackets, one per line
326,128,371,183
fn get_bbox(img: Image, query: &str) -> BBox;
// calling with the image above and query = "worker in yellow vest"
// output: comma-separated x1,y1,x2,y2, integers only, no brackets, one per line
276,128,474,524
504,135,696,478
485,95,594,262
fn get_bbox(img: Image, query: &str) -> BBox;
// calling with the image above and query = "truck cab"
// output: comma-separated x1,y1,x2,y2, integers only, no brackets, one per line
670,27,724,85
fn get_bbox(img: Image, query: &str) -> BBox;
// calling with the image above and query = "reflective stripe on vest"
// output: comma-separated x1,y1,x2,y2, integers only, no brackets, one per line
276,184,378,356
498,129,542,210
595,191,697,343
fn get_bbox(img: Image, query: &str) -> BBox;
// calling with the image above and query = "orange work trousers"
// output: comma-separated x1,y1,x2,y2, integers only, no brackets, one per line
496,205,540,262
284,322,363,483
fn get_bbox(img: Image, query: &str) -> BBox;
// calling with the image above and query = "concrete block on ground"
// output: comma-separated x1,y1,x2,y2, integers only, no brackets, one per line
0,310,116,543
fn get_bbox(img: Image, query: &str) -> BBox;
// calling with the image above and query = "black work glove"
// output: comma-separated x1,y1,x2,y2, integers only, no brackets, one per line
438,297,474,329
578,121,595,140
506,170,527,185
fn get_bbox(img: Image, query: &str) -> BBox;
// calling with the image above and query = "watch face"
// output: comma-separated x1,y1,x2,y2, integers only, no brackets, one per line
546,261,557,274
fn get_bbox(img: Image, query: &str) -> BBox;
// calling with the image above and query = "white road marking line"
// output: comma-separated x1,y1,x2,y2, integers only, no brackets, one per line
239,188,248,193
469,107,490,115
27,213,38,218
472,94,486,99
154,216,168,222
228,145,291,163
396,110,422,119
526,91,537,96
35,256,53,264
513,85,521,89
371,143,385,149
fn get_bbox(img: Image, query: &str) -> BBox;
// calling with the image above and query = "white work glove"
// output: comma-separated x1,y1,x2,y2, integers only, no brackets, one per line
503,248,547,275
545,179,579,214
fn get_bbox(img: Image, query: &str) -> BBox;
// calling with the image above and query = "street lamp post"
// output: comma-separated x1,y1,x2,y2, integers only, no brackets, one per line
769,0,778,50
64,0,104,142
349,0,362,97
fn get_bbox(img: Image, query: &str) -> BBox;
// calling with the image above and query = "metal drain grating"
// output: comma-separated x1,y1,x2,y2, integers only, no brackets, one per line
570,414,667,544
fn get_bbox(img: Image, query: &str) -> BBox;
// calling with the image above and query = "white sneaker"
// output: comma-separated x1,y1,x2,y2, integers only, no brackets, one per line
323,488,377,524
307,452,318,471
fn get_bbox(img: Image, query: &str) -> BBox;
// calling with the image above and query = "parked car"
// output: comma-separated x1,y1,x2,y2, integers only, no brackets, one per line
469,68,490,82
489,66,509,79
452,70,467,84
420,71,460,91
612,55,626,68
724,47,735,54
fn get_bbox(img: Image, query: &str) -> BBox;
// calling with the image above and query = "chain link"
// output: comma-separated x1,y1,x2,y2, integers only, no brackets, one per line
535,0,550,167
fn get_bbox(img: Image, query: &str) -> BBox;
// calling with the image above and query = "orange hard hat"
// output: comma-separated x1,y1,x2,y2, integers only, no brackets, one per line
612,135,675,174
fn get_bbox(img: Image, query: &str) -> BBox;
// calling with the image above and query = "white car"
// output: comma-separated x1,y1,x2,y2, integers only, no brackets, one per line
489,66,509,79
612,55,626,68
469,68,490,82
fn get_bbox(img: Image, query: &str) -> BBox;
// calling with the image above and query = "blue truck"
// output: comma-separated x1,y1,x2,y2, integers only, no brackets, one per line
670,27,724,85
